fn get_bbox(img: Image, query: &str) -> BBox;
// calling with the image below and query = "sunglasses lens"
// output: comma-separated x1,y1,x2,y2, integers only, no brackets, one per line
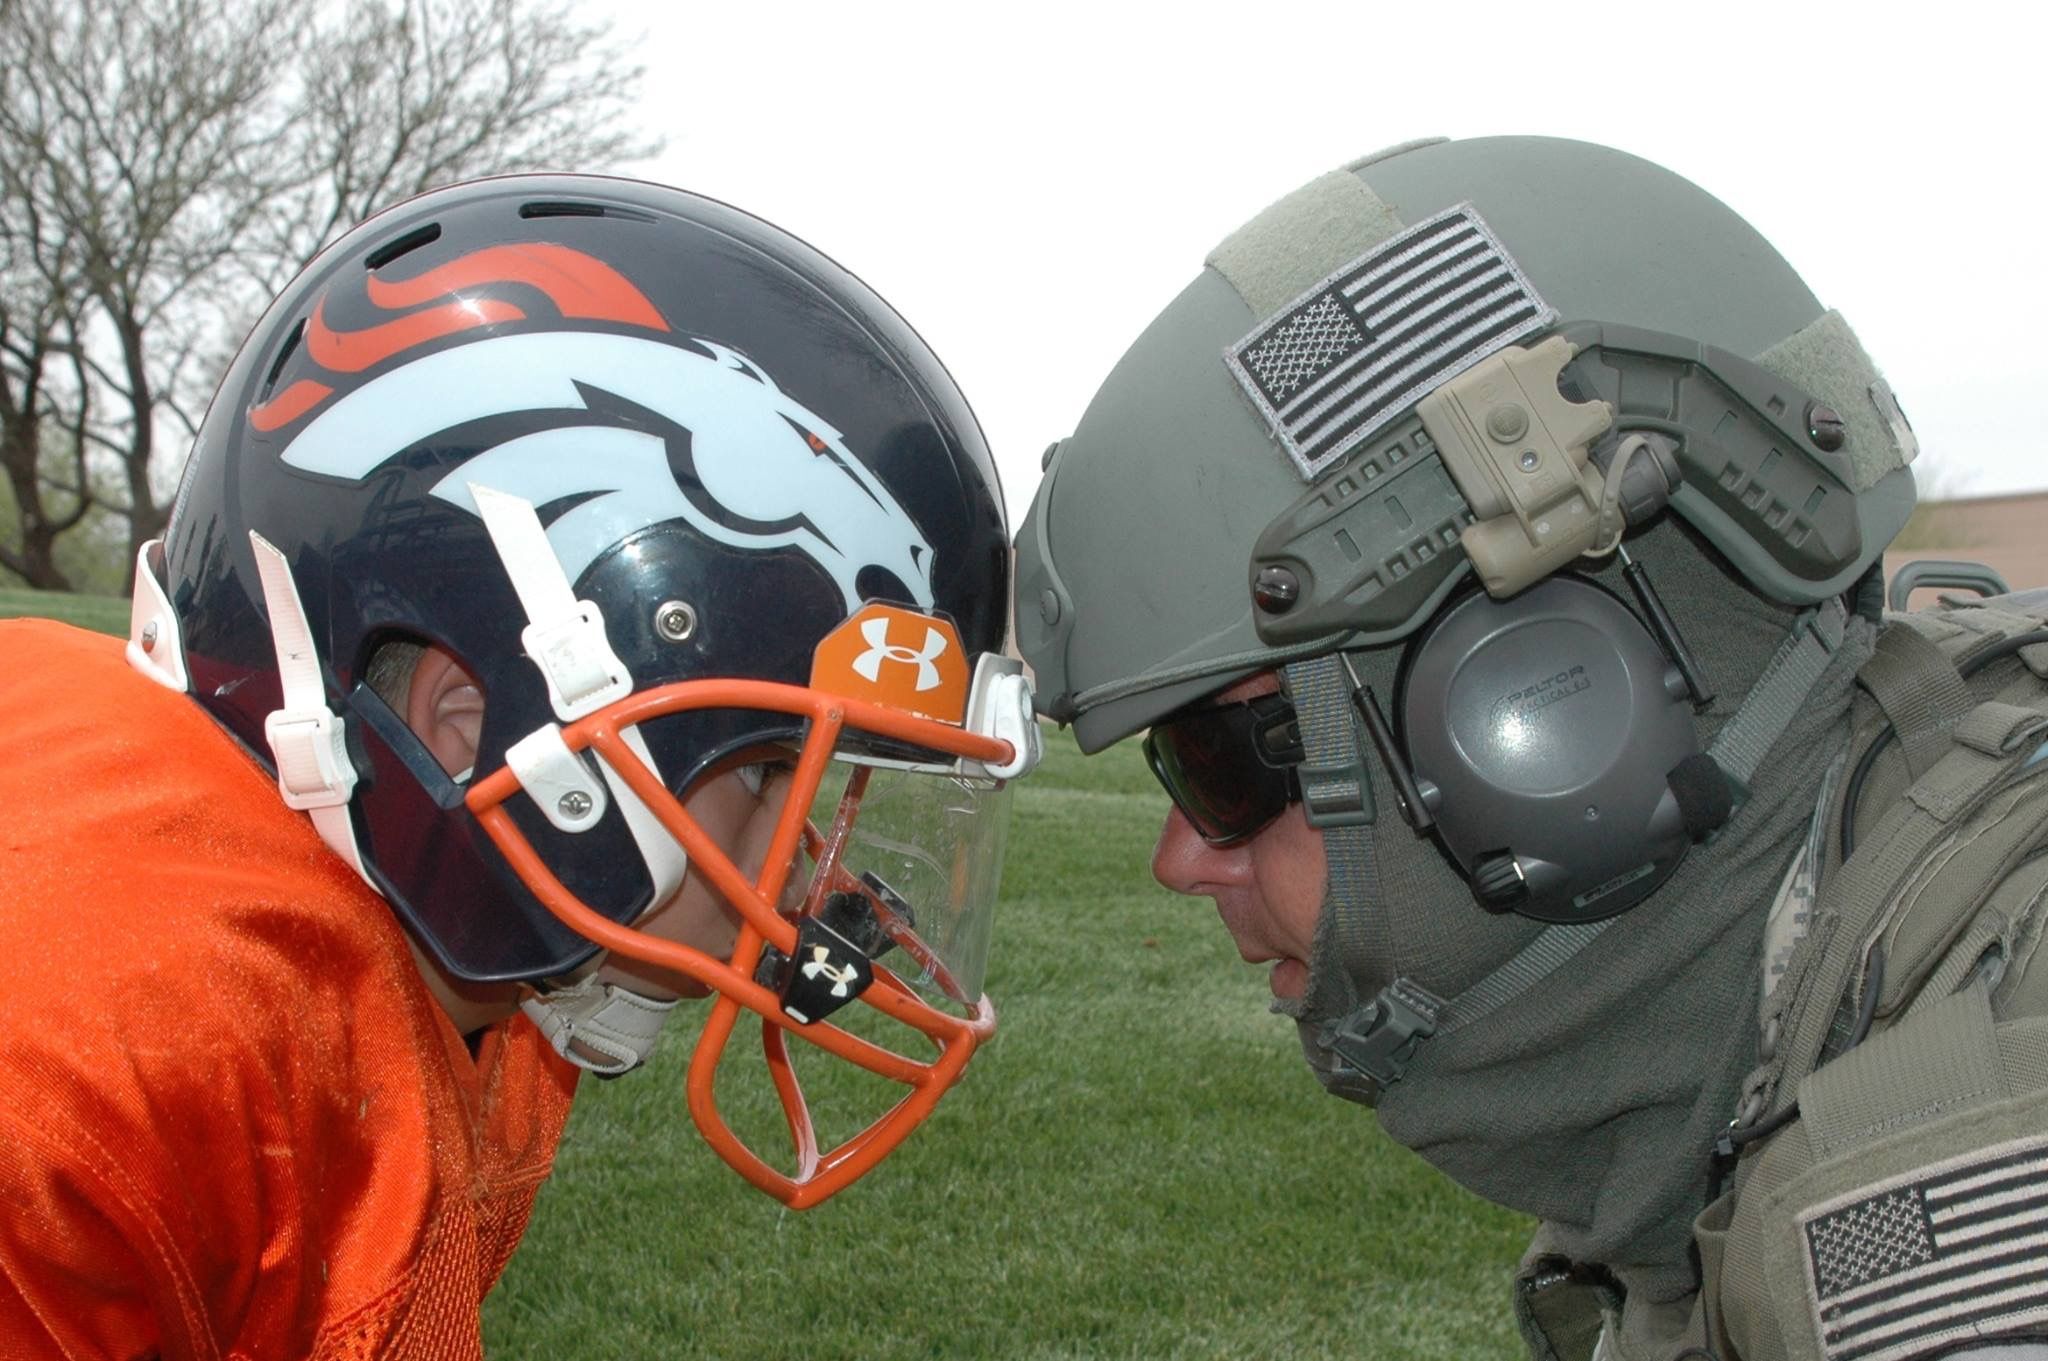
1143,699,1298,846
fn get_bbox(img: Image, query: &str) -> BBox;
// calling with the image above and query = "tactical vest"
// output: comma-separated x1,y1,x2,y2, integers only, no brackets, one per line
1516,589,2048,1361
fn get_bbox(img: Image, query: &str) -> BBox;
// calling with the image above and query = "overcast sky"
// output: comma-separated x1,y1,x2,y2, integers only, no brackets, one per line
585,0,2044,527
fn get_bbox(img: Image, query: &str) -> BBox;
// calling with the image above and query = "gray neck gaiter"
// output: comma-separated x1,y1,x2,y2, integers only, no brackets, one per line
1281,523,1874,1301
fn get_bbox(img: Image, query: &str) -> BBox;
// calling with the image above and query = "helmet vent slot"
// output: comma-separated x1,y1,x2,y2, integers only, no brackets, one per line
521,199,603,218
364,223,442,270
519,199,658,223
261,317,305,394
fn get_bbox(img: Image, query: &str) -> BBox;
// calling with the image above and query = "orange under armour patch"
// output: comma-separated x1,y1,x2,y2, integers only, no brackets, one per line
810,604,969,724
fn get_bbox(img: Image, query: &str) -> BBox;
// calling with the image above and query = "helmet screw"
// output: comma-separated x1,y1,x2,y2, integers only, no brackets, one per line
654,600,697,643
140,620,159,653
1038,588,1062,626
1253,564,1300,614
1806,401,1847,452
1518,449,1540,472
557,790,593,819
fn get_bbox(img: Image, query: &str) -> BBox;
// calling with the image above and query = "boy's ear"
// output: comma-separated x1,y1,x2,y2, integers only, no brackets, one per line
406,645,485,777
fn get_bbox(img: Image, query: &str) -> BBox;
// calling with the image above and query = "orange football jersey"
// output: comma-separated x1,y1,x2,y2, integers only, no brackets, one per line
0,620,580,1359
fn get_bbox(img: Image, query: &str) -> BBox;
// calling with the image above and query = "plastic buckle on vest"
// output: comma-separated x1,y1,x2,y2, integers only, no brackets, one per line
1322,976,1444,1092
263,706,358,810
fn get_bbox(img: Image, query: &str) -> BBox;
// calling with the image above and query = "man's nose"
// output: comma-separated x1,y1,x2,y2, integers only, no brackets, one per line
1151,806,1227,895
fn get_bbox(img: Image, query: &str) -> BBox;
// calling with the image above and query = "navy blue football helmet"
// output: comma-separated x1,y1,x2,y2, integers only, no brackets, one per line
127,173,1039,1204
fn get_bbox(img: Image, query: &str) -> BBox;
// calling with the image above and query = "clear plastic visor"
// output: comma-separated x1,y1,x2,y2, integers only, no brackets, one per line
799,755,1014,1007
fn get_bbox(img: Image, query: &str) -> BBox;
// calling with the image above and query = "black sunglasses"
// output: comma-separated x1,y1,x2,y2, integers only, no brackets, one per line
1142,691,1306,847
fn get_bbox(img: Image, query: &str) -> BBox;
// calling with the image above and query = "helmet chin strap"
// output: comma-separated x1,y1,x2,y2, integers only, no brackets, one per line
468,482,696,1073
1283,598,1849,1105
240,514,684,1074
247,530,373,889
520,969,681,1078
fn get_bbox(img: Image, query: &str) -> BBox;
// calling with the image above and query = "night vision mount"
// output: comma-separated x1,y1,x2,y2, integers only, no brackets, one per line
1247,323,1887,647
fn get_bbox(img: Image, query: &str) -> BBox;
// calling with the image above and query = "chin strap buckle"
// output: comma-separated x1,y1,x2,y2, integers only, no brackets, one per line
1319,976,1444,1094
522,972,681,1078
264,707,357,810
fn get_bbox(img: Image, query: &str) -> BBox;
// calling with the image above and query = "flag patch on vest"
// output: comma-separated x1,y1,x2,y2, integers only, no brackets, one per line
1801,1134,2048,1361
1223,203,1556,481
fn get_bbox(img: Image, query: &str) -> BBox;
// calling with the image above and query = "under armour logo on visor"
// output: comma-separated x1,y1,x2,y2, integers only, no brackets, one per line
851,616,949,692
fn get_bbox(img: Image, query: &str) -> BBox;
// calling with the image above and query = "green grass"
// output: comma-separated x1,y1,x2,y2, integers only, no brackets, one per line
484,733,1532,1359
0,587,129,636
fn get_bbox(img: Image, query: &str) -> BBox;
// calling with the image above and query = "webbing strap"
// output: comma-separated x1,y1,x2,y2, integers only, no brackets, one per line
1284,652,1375,827
1283,654,1382,995
470,483,631,723
1437,920,1615,1034
247,531,371,889
1857,623,1973,778
470,483,687,909
1709,600,1849,789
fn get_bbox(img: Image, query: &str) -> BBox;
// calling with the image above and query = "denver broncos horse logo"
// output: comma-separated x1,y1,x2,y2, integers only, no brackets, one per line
252,243,935,612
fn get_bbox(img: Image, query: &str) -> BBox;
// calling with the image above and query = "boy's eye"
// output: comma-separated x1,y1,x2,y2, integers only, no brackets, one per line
736,758,795,797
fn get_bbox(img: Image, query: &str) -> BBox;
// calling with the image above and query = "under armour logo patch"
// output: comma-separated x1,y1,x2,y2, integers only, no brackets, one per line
851,616,948,691
811,602,970,723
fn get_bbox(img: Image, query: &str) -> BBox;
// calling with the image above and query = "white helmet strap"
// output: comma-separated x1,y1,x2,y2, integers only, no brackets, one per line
519,971,681,1076
247,530,372,888
467,482,687,908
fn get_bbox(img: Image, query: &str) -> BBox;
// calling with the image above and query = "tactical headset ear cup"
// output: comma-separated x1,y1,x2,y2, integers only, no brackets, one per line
1393,576,1711,923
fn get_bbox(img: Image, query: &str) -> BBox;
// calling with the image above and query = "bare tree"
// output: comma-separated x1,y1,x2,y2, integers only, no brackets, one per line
0,0,657,591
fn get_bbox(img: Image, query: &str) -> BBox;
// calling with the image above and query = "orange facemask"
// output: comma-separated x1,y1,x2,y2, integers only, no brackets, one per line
465,604,1038,1207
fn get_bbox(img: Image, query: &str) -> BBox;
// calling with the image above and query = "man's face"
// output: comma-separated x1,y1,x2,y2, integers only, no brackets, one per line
1148,672,1327,1001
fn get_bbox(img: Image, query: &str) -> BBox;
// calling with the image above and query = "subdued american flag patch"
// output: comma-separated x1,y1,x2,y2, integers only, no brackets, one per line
1802,1135,2048,1361
1224,203,1556,482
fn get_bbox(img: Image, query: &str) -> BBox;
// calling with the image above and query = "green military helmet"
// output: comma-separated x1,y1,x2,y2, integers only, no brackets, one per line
1017,135,1919,753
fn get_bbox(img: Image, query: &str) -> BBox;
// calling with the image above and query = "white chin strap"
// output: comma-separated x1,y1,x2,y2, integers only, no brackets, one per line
518,972,681,1077
469,483,689,1074
247,531,374,888
131,536,375,890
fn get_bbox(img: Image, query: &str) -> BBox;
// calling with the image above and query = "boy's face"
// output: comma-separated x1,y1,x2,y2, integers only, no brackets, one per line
403,644,799,988
600,763,805,999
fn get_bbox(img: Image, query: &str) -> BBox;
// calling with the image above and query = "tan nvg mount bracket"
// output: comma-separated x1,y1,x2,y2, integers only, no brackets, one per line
1415,335,1616,599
